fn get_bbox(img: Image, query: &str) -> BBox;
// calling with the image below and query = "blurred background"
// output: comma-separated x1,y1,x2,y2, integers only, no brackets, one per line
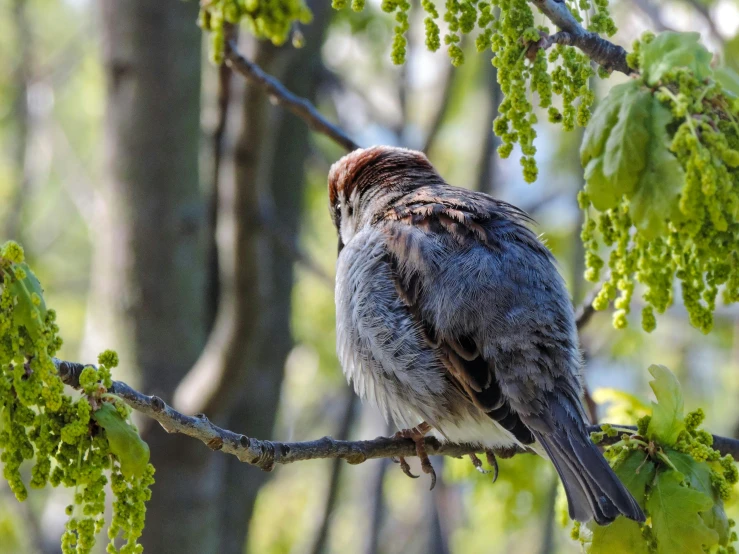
1,0,739,552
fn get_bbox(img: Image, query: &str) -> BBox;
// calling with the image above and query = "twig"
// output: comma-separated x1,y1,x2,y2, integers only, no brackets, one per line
216,2,634,159
575,286,600,331
529,0,632,75
630,0,672,33
422,52,458,154
259,206,334,288
224,41,359,152
54,359,739,466
682,0,724,47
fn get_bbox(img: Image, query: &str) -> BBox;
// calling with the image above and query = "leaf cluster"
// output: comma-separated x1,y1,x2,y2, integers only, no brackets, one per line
579,365,738,554
581,31,739,333
0,241,154,554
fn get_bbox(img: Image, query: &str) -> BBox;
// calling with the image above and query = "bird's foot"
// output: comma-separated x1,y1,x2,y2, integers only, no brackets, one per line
392,422,436,490
468,450,499,483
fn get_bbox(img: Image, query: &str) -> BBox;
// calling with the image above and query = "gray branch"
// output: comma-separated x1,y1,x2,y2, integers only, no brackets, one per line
530,0,632,75
54,359,739,470
224,40,360,152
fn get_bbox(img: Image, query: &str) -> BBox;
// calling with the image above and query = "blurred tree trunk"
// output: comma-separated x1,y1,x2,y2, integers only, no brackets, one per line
216,9,331,551
90,1,215,552
4,0,31,242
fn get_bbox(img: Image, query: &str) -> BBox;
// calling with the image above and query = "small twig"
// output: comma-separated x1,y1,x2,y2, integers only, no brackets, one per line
224,41,359,152
259,207,334,288
54,359,739,468
422,51,458,154
682,0,724,47
630,0,673,33
575,285,600,331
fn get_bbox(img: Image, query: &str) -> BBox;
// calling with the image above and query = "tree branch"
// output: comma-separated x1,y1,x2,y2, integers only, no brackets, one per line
575,285,600,331
55,359,739,469
529,0,632,75
224,40,359,152
218,1,636,156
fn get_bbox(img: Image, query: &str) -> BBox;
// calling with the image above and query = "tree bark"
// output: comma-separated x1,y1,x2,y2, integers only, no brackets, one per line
91,1,214,551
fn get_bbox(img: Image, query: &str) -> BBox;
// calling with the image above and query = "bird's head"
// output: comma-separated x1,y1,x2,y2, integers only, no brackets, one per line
328,146,438,251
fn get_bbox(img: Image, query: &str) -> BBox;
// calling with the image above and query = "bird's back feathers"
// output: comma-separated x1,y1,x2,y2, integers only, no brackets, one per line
330,145,645,526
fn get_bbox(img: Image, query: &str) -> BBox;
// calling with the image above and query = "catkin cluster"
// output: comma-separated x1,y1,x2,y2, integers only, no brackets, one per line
199,0,313,63
332,0,616,182
581,32,739,333
0,242,154,554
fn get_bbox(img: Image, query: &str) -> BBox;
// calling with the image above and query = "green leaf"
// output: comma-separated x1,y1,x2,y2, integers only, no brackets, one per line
602,87,652,196
628,96,684,239
640,31,713,86
613,449,656,508
581,81,640,166
588,450,654,554
646,365,685,447
584,157,624,211
580,82,683,227
92,403,150,480
668,450,731,545
589,516,649,554
7,262,47,340
715,66,739,98
647,470,719,554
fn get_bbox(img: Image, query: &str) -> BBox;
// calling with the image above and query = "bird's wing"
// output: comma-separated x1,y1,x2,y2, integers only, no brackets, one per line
375,186,559,446
375,186,646,524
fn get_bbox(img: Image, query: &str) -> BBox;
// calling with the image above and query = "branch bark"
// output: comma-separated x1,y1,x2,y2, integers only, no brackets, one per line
224,41,359,152
530,0,632,75
56,359,739,467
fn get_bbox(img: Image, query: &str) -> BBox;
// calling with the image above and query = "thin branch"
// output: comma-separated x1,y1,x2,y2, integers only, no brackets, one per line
224,41,359,152
55,359,739,468
682,0,724,47
259,206,334,288
529,0,632,75
422,54,458,154
630,0,672,33
575,285,600,331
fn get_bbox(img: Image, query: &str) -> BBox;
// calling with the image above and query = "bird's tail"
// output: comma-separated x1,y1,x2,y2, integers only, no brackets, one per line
525,396,645,526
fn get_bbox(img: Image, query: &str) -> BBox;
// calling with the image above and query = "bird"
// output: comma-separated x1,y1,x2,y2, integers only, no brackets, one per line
327,145,645,526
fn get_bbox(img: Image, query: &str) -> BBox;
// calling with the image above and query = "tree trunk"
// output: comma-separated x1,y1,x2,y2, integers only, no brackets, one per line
4,0,31,242
90,1,216,552
215,13,331,553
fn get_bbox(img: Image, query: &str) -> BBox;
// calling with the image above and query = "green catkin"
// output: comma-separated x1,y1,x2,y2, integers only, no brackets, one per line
583,33,739,332
199,0,313,63
200,0,618,183
0,241,154,554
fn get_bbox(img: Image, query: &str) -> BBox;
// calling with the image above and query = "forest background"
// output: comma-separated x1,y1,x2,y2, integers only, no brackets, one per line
2,0,739,552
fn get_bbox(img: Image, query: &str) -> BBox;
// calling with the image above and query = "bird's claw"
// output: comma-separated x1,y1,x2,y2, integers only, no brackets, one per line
395,456,419,479
393,423,436,490
468,453,490,474
468,451,499,483
485,450,499,483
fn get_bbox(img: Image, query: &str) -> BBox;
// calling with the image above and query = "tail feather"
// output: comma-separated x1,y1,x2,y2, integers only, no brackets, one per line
525,396,645,525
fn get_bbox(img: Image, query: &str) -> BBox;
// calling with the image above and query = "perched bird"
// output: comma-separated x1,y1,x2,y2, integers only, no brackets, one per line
328,145,645,525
